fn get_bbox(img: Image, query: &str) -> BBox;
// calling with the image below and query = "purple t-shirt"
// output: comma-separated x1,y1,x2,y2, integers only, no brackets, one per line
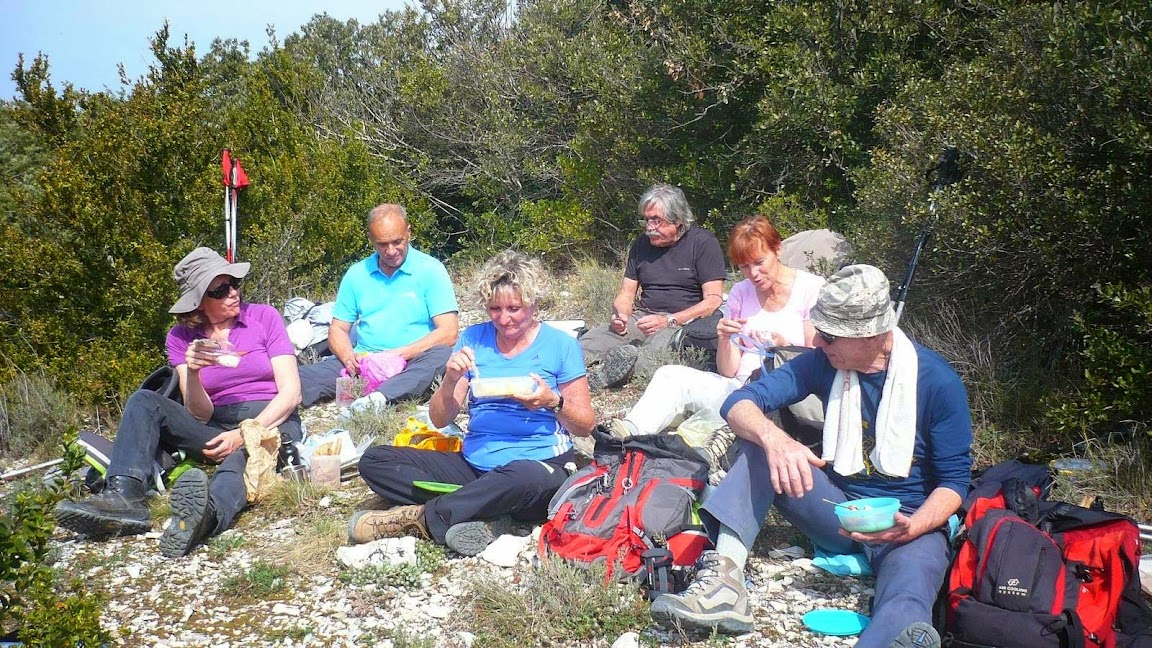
166,303,295,406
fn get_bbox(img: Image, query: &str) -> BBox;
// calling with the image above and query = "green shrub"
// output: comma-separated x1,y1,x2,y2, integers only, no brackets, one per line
466,558,649,647
340,539,445,589
0,367,83,460
220,560,291,599
1046,283,1152,442
1,430,111,645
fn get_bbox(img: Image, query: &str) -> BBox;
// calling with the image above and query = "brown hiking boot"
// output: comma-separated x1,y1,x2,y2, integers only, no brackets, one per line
348,505,430,544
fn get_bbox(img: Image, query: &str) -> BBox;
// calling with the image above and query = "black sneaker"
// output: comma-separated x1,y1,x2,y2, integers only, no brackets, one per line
159,468,217,558
600,344,639,388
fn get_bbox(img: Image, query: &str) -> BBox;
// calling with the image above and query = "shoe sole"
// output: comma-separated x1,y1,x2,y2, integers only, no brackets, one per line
650,599,754,635
600,345,639,388
444,517,514,556
54,502,151,538
160,468,210,558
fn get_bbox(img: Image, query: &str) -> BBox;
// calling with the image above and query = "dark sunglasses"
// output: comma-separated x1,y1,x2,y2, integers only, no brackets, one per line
204,278,242,300
815,329,838,345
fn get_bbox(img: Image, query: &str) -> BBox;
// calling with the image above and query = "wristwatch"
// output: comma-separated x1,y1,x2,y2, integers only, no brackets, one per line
546,395,565,413
667,314,679,327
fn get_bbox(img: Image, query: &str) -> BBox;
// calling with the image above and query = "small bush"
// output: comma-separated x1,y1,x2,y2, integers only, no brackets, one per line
220,560,291,599
340,539,445,589
564,256,625,327
466,558,649,647
0,367,82,460
1,430,111,644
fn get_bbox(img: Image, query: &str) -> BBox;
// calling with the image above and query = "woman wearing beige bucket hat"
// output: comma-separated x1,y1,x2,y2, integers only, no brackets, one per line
55,247,302,558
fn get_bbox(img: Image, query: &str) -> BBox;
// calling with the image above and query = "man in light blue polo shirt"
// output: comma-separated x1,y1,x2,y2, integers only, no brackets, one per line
299,204,459,407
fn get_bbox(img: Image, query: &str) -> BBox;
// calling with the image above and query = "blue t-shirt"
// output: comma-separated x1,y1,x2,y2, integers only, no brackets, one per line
332,246,459,353
459,322,586,472
720,340,973,508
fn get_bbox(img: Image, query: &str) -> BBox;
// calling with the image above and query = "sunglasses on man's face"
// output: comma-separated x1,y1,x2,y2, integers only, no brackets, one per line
815,329,838,345
204,278,242,300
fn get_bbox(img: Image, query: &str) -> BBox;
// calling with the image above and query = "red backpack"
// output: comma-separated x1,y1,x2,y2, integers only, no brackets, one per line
538,429,710,598
941,461,1152,648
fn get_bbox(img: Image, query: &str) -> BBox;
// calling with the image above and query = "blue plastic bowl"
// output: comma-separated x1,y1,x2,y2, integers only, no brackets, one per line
834,497,901,533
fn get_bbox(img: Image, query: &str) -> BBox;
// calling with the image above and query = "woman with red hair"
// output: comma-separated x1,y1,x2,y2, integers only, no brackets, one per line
603,216,823,448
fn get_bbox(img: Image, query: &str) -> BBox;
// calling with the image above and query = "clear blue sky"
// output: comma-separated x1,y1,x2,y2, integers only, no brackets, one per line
0,0,409,100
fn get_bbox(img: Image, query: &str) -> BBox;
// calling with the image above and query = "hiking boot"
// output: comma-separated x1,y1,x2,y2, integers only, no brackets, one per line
159,468,217,558
348,505,430,544
586,370,606,392
600,345,639,388
702,425,737,483
444,516,514,556
54,475,151,538
571,434,596,467
889,622,940,648
650,550,753,634
601,418,634,439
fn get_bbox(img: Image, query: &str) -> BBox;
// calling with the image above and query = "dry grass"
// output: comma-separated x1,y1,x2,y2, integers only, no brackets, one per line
0,367,83,461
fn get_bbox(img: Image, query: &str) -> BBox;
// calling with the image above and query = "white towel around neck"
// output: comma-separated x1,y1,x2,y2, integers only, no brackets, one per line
821,327,918,477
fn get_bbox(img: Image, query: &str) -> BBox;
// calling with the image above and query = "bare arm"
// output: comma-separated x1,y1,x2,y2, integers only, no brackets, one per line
610,278,640,334
843,486,962,545
429,346,472,428
715,316,745,378
177,340,225,423
636,279,724,337
327,318,359,375
513,375,595,437
726,399,826,498
393,311,460,361
253,355,302,429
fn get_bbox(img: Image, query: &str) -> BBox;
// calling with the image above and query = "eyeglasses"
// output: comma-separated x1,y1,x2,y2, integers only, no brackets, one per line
815,329,838,345
204,278,242,300
637,216,673,227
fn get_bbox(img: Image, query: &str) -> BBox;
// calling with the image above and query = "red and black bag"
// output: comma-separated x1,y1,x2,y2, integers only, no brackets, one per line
538,428,710,598
942,460,1152,648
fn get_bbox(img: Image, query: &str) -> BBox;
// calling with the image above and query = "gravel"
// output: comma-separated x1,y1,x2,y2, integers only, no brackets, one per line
41,388,874,647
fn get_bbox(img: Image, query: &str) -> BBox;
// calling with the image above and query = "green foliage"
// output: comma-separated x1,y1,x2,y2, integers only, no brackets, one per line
1046,283,1152,440
466,558,650,647
339,539,445,589
220,560,291,599
0,367,82,460
1,430,110,644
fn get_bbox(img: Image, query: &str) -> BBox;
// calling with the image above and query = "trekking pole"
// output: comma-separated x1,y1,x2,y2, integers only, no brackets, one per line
893,148,963,322
1,458,65,481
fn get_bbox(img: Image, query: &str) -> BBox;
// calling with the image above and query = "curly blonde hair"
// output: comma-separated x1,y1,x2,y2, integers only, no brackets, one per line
475,249,550,311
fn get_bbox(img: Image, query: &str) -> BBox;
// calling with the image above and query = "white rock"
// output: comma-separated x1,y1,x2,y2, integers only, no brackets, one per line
272,603,300,616
425,604,451,619
336,537,418,569
767,545,806,559
611,631,640,648
456,631,475,648
319,496,332,508
479,533,530,567
125,564,142,579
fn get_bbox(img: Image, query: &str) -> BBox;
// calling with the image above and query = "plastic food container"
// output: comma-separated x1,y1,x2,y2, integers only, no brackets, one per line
834,497,901,533
470,376,537,398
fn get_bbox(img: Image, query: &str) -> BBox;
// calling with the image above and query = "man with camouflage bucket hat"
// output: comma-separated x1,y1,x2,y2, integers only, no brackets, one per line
651,265,972,648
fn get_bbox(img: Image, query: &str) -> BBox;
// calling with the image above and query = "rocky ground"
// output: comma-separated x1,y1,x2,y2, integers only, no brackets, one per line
36,386,876,648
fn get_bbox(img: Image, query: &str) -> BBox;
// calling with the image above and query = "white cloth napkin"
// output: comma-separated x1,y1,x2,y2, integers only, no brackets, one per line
822,327,919,477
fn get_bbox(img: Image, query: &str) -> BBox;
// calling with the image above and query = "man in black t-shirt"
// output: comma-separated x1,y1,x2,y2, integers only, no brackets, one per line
580,184,726,388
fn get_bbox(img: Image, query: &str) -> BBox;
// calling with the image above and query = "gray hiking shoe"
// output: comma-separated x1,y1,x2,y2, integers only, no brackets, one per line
444,516,514,556
160,468,218,558
600,344,639,388
889,622,940,648
601,418,633,439
650,550,753,634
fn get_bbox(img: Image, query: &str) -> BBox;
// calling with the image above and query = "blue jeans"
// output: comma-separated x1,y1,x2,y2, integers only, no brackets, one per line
298,345,451,407
701,439,950,648
108,390,302,535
